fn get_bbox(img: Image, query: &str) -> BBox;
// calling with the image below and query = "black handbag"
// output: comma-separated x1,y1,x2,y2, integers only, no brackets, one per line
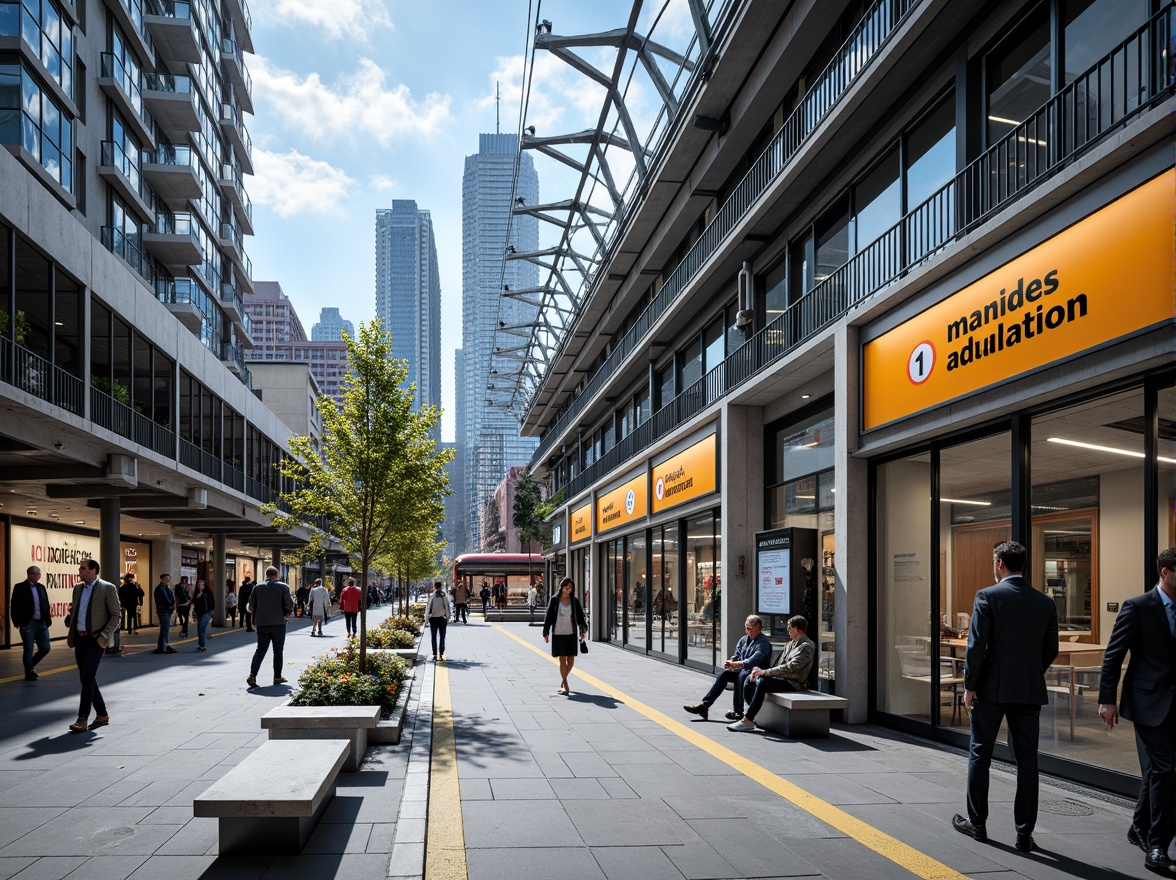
579,639,589,654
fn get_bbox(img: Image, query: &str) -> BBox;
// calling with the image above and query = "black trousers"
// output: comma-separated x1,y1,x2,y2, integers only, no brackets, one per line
344,611,358,635
74,635,107,720
250,625,287,678
429,618,447,656
1133,701,1176,849
176,605,190,635
967,699,1041,834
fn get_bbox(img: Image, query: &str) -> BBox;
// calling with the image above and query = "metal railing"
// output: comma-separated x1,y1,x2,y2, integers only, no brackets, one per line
90,386,134,440
100,140,149,202
221,280,244,315
53,365,83,415
144,70,193,94
100,52,153,131
221,36,252,96
534,0,918,462
559,7,1175,498
103,226,156,284
152,209,196,236
146,142,195,166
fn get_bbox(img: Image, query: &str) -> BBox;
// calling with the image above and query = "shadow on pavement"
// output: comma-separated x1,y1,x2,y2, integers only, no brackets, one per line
14,731,100,760
567,693,622,709
992,841,1128,880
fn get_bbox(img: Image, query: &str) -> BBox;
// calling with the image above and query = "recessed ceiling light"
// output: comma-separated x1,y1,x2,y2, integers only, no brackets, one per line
801,393,811,399
76,520,85,524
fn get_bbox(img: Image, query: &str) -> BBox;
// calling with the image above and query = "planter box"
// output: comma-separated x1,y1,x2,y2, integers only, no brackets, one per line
368,663,417,745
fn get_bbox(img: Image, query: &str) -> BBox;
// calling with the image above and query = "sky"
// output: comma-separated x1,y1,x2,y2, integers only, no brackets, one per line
245,0,698,442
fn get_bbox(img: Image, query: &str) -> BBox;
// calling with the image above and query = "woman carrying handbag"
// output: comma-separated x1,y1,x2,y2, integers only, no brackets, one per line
542,577,587,697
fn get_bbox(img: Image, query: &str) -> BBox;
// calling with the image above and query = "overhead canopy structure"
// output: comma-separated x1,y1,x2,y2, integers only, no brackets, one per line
487,0,719,421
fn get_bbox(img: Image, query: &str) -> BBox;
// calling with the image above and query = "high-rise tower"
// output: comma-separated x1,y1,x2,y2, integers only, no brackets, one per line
461,134,539,550
375,202,441,434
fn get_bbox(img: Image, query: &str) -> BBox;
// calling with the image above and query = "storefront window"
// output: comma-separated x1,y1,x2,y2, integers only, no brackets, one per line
876,452,932,721
1159,383,1175,558
685,511,720,669
651,523,679,658
605,539,622,643
625,530,647,652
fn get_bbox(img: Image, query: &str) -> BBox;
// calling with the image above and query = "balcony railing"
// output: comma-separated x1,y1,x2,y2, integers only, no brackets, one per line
90,385,134,441
534,0,918,462
153,209,196,235
220,279,244,314
145,70,192,94
148,142,195,166
100,52,153,131
559,6,1176,498
102,226,156,284
100,140,150,203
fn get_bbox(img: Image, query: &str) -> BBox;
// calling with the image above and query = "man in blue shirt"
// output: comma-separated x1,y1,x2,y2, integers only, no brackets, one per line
684,615,773,721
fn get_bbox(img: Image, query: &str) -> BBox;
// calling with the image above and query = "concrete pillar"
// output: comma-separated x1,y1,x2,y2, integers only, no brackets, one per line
271,548,281,577
150,539,182,630
721,404,763,660
99,497,120,582
834,323,869,723
213,533,227,626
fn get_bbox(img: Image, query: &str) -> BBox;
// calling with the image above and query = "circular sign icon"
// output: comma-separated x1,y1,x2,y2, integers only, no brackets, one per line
908,341,935,385
625,489,636,515
655,477,665,501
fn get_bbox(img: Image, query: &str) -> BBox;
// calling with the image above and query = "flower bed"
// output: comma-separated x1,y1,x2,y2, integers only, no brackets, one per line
366,628,416,649
291,647,409,719
379,615,421,636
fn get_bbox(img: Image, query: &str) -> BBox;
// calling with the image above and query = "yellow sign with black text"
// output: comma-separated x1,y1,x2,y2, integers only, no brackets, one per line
596,473,648,534
570,503,592,544
652,433,718,513
862,170,1175,430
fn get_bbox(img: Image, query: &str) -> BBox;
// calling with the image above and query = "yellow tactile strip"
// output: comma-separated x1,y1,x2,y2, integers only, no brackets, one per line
426,662,468,880
493,625,970,880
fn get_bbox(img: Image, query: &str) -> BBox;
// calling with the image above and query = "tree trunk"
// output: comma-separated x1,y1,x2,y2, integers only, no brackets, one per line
358,558,368,674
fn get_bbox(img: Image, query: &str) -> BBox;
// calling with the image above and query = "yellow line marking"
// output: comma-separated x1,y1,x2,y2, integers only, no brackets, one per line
494,625,970,880
426,662,468,880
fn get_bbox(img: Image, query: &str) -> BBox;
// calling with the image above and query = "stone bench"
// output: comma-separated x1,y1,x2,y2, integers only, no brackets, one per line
756,691,849,738
194,739,348,855
261,704,381,771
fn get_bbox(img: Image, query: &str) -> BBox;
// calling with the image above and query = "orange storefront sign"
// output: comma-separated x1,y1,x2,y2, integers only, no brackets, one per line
595,472,647,534
570,503,592,544
652,433,718,513
862,170,1175,430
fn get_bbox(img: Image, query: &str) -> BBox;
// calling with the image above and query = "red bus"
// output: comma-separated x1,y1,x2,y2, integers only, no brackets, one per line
453,553,545,609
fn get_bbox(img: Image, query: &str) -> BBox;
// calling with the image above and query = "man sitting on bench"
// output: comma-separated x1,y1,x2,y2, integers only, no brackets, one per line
684,615,773,721
728,615,815,732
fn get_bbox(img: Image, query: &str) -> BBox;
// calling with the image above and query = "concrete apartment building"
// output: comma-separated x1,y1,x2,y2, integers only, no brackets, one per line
0,0,313,637
519,0,1174,794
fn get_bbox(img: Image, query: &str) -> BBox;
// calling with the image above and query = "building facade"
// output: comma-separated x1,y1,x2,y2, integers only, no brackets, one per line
526,0,1174,795
375,201,440,434
0,0,311,640
243,281,349,408
461,133,539,550
311,307,354,342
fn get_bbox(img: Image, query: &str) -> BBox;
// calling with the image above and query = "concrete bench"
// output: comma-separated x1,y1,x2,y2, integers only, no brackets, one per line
194,739,348,855
262,704,381,771
757,691,849,738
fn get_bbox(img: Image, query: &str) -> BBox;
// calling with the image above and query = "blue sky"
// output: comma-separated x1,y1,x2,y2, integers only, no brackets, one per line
245,0,695,441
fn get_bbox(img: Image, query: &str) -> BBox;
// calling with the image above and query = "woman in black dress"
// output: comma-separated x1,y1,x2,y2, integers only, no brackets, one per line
542,577,587,696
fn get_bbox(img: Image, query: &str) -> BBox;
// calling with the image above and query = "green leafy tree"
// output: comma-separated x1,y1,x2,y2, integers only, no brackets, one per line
269,320,452,671
513,471,547,593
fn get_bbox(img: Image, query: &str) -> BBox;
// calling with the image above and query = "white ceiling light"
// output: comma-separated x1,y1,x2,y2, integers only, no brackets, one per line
1047,437,1176,464
941,498,992,506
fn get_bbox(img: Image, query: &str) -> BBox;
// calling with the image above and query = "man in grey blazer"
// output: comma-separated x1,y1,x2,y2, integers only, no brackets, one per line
66,558,121,732
952,540,1058,854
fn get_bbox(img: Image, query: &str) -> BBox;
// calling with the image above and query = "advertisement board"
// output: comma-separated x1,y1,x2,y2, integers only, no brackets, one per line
10,525,99,640
595,472,647,534
652,432,718,513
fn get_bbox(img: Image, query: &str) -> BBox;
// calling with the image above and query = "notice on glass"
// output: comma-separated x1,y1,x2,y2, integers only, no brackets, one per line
758,548,790,616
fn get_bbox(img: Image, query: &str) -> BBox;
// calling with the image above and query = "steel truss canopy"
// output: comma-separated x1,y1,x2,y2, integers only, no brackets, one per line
487,0,717,418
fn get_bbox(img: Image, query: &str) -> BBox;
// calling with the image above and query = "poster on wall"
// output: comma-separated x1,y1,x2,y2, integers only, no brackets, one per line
10,525,100,641
758,547,791,616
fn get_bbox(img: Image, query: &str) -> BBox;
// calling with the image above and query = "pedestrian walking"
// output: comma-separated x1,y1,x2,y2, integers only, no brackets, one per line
67,558,120,732
225,584,238,626
152,573,177,654
174,576,191,637
453,580,470,624
239,577,254,631
340,578,361,638
191,579,214,652
295,583,309,618
246,566,294,688
480,581,491,617
426,581,450,661
542,577,587,697
118,572,138,636
952,540,1058,854
1098,547,1176,872
133,578,145,632
12,565,51,680
308,579,330,636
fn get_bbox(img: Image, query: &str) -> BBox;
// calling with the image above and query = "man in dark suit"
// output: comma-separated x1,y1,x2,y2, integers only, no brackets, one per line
66,558,121,732
238,577,254,632
1098,547,1176,873
11,565,51,680
952,540,1058,854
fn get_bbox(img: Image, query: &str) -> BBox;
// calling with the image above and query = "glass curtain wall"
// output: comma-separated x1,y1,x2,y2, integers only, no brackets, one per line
625,530,648,652
651,523,680,659
685,511,720,669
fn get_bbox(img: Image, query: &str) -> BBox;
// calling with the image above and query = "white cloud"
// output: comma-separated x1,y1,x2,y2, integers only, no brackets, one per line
251,148,355,216
369,174,397,191
255,0,392,41
253,57,452,147
481,52,607,135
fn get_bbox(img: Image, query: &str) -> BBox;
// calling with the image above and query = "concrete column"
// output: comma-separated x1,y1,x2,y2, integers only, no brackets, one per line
834,323,869,723
213,533,226,626
721,404,763,660
150,539,182,630
99,497,120,581
271,548,281,576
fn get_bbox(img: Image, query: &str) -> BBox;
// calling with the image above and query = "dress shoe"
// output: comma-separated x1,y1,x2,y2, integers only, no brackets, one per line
23,671,37,681
724,711,744,721
273,676,288,685
1015,833,1035,853
67,718,88,732
246,675,257,688
88,715,110,730
683,703,709,720
164,647,177,654
1128,826,1148,853
1146,846,1174,873
951,814,988,842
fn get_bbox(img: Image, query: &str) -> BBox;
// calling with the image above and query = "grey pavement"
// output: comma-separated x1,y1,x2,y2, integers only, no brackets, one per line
0,610,1156,880
0,605,427,880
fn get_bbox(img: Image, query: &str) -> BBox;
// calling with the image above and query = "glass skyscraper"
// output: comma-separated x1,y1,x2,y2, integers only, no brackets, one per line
375,201,442,438
460,134,539,551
